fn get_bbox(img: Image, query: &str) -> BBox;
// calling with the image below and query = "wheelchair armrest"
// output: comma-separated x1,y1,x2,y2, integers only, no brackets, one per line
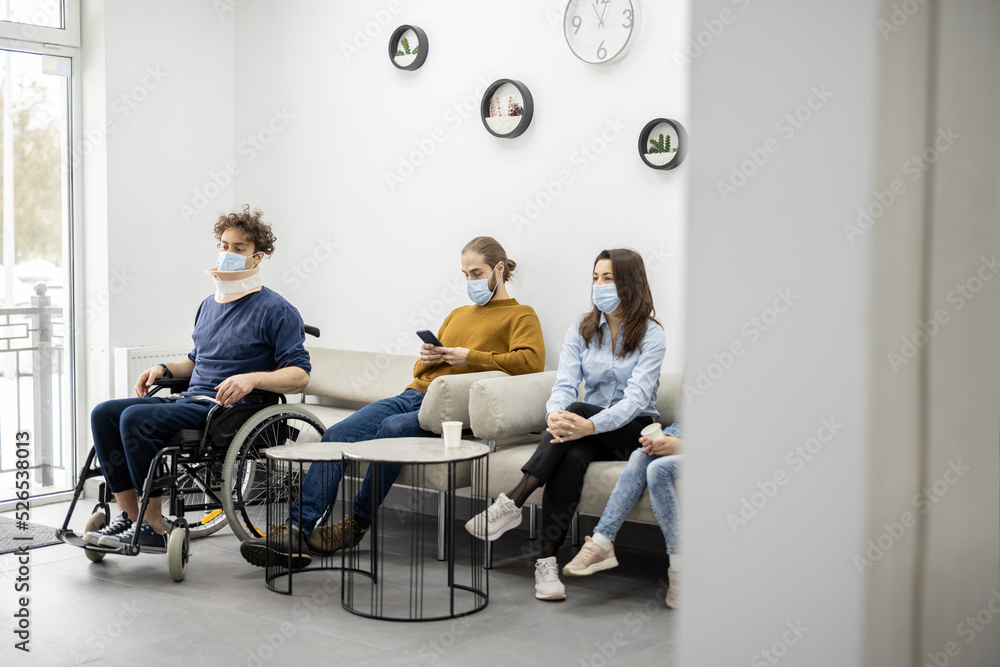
147,377,191,395
242,389,287,405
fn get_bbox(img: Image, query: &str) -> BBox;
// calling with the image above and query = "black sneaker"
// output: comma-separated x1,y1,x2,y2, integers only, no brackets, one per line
100,521,167,554
83,511,132,546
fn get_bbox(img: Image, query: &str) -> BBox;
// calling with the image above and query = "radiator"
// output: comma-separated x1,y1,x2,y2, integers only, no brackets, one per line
113,346,192,399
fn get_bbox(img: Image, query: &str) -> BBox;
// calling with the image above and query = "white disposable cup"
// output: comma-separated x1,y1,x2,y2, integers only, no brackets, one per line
442,421,463,448
641,422,666,442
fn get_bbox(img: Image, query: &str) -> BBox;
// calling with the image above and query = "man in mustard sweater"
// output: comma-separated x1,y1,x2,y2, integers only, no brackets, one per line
241,237,545,567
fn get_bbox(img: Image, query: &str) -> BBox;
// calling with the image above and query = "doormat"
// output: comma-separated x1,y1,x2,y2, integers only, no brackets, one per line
0,516,61,554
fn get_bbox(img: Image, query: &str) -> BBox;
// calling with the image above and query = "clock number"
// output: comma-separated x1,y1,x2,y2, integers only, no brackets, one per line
622,9,633,29
596,41,607,60
571,15,582,34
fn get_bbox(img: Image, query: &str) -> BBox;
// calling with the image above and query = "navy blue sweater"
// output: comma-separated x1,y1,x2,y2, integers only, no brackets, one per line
185,287,311,395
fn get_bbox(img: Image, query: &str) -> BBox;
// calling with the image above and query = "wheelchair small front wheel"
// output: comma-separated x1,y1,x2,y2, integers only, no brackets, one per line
221,404,326,544
167,527,188,582
83,511,107,563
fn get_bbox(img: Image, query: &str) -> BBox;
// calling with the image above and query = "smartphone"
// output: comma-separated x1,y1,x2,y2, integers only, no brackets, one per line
416,330,444,347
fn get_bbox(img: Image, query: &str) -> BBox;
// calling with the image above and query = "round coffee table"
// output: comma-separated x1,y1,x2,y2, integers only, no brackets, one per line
340,438,490,621
263,441,355,593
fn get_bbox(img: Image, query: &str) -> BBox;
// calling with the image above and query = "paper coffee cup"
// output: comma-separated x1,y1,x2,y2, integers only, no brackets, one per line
641,422,666,442
442,421,463,448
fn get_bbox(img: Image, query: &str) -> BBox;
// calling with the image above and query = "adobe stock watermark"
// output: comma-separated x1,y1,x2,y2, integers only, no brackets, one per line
842,126,960,243
886,254,998,372
512,117,627,232
6,0,60,40
750,619,810,667
70,66,169,168
281,235,339,291
716,85,834,202
644,245,673,273
725,417,842,534
920,588,1000,667
73,600,144,663
683,288,799,403
348,275,469,391
384,75,494,191
853,459,970,575
339,1,405,62
673,0,756,69
414,616,476,664
179,107,295,223
577,579,670,667
877,0,929,42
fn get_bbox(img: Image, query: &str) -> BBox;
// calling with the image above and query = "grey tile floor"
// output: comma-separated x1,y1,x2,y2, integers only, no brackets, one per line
0,501,677,666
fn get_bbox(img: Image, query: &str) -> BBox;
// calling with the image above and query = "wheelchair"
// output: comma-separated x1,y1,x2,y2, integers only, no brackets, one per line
56,329,327,581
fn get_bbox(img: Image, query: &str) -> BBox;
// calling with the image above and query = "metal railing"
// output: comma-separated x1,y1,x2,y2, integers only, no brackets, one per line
0,282,65,486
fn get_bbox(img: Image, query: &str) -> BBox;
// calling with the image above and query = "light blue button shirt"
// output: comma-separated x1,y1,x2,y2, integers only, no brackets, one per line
546,315,667,434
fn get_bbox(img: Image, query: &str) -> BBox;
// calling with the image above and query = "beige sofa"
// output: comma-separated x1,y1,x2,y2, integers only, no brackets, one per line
300,346,681,556
466,370,683,546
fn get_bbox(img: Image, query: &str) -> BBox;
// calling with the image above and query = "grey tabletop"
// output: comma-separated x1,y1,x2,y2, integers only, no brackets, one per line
342,437,489,464
264,441,352,462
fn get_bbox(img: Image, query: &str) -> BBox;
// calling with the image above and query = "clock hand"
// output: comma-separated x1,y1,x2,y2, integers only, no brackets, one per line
599,0,610,21
592,3,603,25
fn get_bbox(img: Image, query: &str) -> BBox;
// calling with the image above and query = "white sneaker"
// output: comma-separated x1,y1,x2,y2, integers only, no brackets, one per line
464,493,522,541
534,557,566,601
666,567,680,609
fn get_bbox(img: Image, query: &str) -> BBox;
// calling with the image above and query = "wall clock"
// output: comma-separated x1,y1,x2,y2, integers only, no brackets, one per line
389,25,428,70
480,79,533,138
639,118,687,170
563,0,641,64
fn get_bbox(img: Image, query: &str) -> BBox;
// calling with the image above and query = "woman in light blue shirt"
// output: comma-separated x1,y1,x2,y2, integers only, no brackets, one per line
467,248,666,602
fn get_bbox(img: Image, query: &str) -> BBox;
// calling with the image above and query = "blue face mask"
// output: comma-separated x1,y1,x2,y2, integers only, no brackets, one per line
467,264,500,306
593,284,621,314
217,251,251,272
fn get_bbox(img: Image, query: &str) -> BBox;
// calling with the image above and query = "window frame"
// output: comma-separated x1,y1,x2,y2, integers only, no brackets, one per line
0,0,79,48
0,0,82,508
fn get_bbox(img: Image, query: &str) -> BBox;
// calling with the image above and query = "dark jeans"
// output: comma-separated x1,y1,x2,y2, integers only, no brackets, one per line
290,388,434,537
90,397,213,498
522,402,654,549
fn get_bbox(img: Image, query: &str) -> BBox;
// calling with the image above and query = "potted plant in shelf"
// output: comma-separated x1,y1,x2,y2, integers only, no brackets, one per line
394,36,420,67
485,96,524,135
645,132,678,166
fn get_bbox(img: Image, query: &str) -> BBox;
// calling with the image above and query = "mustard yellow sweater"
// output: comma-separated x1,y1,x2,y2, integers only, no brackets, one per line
407,298,545,393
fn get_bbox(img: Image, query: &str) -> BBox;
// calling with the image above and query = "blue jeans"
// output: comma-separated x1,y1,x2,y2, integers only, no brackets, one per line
290,388,432,537
90,397,214,498
594,448,682,554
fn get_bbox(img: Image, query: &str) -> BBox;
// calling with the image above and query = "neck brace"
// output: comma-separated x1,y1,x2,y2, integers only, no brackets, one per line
206,266,263,303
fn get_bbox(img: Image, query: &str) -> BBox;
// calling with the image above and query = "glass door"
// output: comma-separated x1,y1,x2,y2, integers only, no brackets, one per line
0,47,74,501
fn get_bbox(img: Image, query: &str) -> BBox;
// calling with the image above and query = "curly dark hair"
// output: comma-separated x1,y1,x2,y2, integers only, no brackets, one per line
213,205,276,256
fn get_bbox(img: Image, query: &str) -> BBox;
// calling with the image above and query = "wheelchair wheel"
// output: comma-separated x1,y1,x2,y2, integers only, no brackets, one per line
221,404,325,544
167,526,189,582
161,461,230,539
83,511,106,563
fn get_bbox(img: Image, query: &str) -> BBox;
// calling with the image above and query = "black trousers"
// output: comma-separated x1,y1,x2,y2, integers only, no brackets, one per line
521,402,654,549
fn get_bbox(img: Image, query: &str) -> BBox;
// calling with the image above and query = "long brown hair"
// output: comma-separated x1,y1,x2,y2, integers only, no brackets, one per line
579,248,659,357
462,236,517,290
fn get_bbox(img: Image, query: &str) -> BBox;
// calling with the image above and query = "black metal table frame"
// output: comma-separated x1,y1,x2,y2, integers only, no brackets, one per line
340,451,489,622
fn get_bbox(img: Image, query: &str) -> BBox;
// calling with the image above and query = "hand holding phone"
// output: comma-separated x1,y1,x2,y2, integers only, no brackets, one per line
416,330,444,347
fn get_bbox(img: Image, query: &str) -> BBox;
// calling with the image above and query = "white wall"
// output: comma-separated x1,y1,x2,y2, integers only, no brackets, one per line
679,0,877,664
102,0,235,353
680,0,1000,665
230,0,688,372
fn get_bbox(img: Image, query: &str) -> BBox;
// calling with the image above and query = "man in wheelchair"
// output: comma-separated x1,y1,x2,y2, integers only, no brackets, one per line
83,206,311,553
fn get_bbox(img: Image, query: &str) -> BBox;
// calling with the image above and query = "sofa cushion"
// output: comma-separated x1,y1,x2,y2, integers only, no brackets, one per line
417,370,509,433
305,346,418,405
